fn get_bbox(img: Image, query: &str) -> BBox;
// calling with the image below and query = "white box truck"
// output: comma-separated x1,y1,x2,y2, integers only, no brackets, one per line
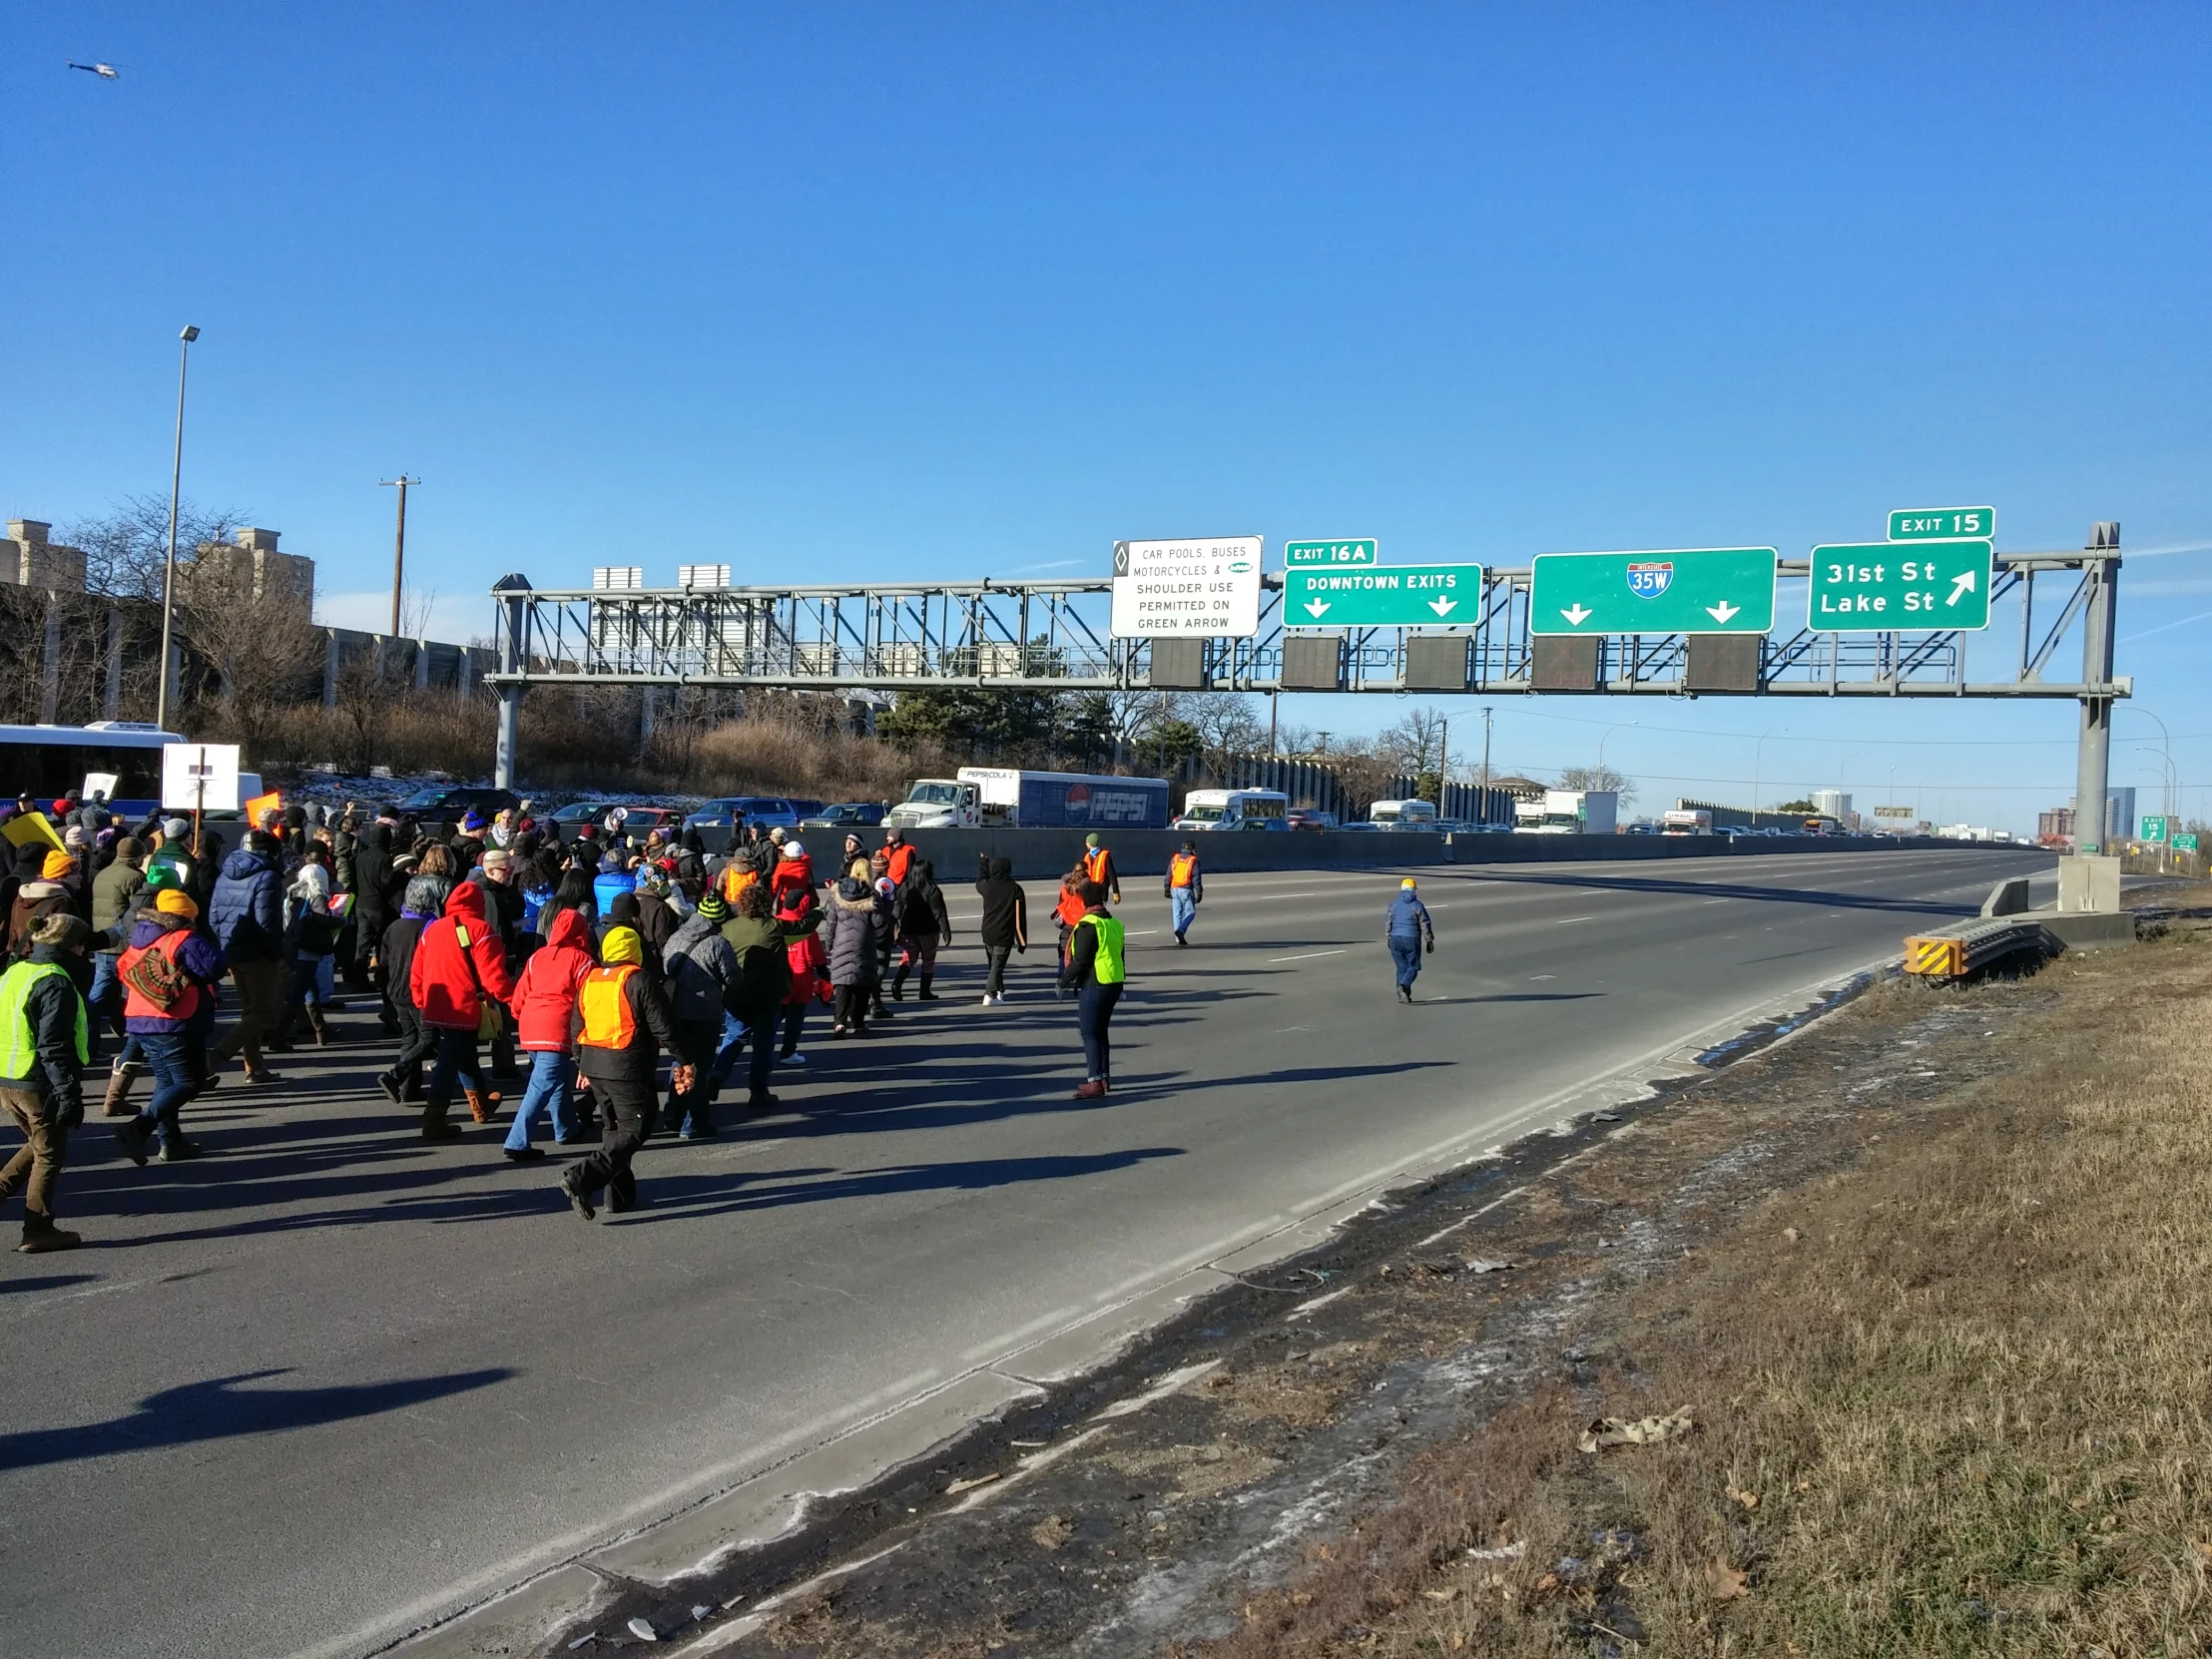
1368,798,1438,830
1513,790,1619,834
1662,808,1713,835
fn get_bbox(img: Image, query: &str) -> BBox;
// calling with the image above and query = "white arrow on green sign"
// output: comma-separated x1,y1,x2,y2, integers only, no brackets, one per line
1284,563,1484,628
1889,505,1994,542
1810,539,1993,632
1284,539,1379,568
1529,548,1777,635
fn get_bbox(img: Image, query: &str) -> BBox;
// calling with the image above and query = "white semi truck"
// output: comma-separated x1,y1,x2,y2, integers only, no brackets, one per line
883,768,1172,831
1513,790,1619,834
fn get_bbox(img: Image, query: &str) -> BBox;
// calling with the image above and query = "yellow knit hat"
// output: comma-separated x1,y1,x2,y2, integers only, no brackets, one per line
40,849,73,879
155,887,200,920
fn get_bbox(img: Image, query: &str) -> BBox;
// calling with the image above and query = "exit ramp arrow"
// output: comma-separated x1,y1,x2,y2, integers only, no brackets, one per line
1705,600,1741,624
1561,604,1593,626
1427,597,1457,617
1946,569,1977,607
1304,600,1332,619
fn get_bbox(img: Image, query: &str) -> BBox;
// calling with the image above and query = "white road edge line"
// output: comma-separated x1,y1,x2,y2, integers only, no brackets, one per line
1269,948,1350,963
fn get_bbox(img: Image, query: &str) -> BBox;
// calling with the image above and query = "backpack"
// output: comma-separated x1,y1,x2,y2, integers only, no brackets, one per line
121,932,191,1014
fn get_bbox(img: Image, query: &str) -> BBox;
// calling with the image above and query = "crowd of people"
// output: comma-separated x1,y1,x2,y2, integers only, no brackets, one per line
0,789,1164,1250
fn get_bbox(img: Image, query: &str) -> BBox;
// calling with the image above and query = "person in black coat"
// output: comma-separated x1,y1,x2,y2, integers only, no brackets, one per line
351,821,396,992
973,855,1027,1005
889,857,952,1001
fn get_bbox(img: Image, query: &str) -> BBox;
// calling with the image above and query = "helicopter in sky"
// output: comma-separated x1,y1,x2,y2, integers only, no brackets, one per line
67,61,123,80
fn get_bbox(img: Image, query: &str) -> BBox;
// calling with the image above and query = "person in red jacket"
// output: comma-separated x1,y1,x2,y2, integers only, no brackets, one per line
776,882,830,1066
408,881,518,1142
769,838,815,913
500,907,594,1161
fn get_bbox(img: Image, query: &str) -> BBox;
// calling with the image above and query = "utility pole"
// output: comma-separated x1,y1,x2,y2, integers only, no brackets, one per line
379,476,420,637
1436,718,1448,813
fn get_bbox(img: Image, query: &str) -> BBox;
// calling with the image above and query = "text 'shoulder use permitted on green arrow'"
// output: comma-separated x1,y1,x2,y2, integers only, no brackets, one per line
1810,539,1993,632
1528,548,1778,636
1284,563,1485,628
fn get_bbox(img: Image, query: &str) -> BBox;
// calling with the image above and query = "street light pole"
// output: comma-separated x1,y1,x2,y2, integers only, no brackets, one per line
155,325,200,732
1752,727,1786,830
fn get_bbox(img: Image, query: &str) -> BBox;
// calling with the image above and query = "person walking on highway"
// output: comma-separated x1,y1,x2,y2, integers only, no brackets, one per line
504,906,596,1159
376,867,446,1105
0,913,94,1251
88,835,147,1050
882,829,915,887
1164,841,1202,946
209,830,286,1081
1052,865,1088,973
561,924,685,1221
1055,880,1125,1099
662,888,739,1137
822,860,886,1037
889,857,950,1001
719,883,794,1110
777,882,829,1063
1385,877,1435,1004
115,888,226,1165
409,881,517,1140
1080,833,1122,904
974,855,1027,1005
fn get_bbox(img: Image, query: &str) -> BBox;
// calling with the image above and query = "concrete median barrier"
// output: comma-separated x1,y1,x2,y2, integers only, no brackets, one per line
884,829,2010,881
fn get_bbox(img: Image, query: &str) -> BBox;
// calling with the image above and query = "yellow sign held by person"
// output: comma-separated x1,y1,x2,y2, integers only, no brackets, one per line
1,811,65,854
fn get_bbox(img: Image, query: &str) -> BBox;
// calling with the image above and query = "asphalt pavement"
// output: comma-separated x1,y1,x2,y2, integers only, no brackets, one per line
0,845,2052,1658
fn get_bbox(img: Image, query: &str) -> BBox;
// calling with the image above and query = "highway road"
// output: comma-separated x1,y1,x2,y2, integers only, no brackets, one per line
0,845,2051,1658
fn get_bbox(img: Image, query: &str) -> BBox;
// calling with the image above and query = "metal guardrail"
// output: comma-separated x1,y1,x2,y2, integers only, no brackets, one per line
1903,915,2054,979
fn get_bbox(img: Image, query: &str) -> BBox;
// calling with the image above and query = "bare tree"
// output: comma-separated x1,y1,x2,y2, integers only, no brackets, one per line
63,495,252,601
1172,692,1267,778
1557,763,1634,805
1379,706,1451,776
176,549,326,762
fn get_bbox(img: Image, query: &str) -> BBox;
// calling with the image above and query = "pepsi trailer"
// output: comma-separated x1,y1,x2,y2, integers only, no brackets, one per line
957,768,1171,830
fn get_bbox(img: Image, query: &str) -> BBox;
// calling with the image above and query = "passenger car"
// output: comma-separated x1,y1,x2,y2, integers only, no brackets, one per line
801,802,887,830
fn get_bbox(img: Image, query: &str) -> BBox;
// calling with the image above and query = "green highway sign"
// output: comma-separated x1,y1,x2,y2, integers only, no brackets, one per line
2176,831,2200,853
2141,816,2169,843
1529,548,1776,635
1890,505,1994,541
1284,539,1379,568
1285,563,1484,628
1811,539,1993,632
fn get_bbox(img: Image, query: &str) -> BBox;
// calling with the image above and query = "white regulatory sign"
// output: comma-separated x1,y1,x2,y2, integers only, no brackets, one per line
1109,536,1263,640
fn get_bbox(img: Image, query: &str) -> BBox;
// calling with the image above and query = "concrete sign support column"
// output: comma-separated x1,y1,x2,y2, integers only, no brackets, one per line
2072,522,2121,854
492,573,533,791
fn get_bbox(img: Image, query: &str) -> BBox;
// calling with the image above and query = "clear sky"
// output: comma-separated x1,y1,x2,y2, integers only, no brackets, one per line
5,4,2207,830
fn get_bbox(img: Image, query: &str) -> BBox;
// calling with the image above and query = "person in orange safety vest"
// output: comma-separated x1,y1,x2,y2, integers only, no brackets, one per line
1164,840,1203,945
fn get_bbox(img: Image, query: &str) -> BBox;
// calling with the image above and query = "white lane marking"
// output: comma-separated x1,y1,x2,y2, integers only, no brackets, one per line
1416,1183,1534,1247
1270,948,1350,962
1287,1286,1352,1318
1556,914,1596,924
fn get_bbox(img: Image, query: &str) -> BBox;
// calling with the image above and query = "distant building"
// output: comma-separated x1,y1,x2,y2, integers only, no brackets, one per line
1,519,87,592
2037,807,2075,846
1811,789,1851,823
192,526,314,621
2069,786,2136,846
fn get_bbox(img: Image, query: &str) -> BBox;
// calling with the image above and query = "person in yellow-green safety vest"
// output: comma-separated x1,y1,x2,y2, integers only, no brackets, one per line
1163,840,1203,945
1054,880,1125,1099
0,912,95,1253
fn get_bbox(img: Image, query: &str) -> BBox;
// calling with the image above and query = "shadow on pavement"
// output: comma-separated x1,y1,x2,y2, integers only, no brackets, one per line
0,1365,514,1471
611,1146,1184,1226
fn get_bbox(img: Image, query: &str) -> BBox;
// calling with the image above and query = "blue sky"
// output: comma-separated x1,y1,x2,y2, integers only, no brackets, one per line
4,3,2207,830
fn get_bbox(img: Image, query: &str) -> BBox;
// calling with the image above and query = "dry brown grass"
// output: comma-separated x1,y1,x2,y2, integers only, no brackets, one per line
1190,922,2212,1658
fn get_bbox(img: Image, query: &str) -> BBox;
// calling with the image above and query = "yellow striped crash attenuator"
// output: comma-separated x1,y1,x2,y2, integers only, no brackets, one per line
1905,935,1964,977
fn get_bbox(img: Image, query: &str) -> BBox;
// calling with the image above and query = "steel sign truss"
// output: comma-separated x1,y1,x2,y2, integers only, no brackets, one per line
485,548,2126,701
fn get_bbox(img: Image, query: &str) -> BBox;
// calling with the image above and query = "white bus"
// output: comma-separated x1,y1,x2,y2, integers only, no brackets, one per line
1174,789,1290,831
0,722,184,818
